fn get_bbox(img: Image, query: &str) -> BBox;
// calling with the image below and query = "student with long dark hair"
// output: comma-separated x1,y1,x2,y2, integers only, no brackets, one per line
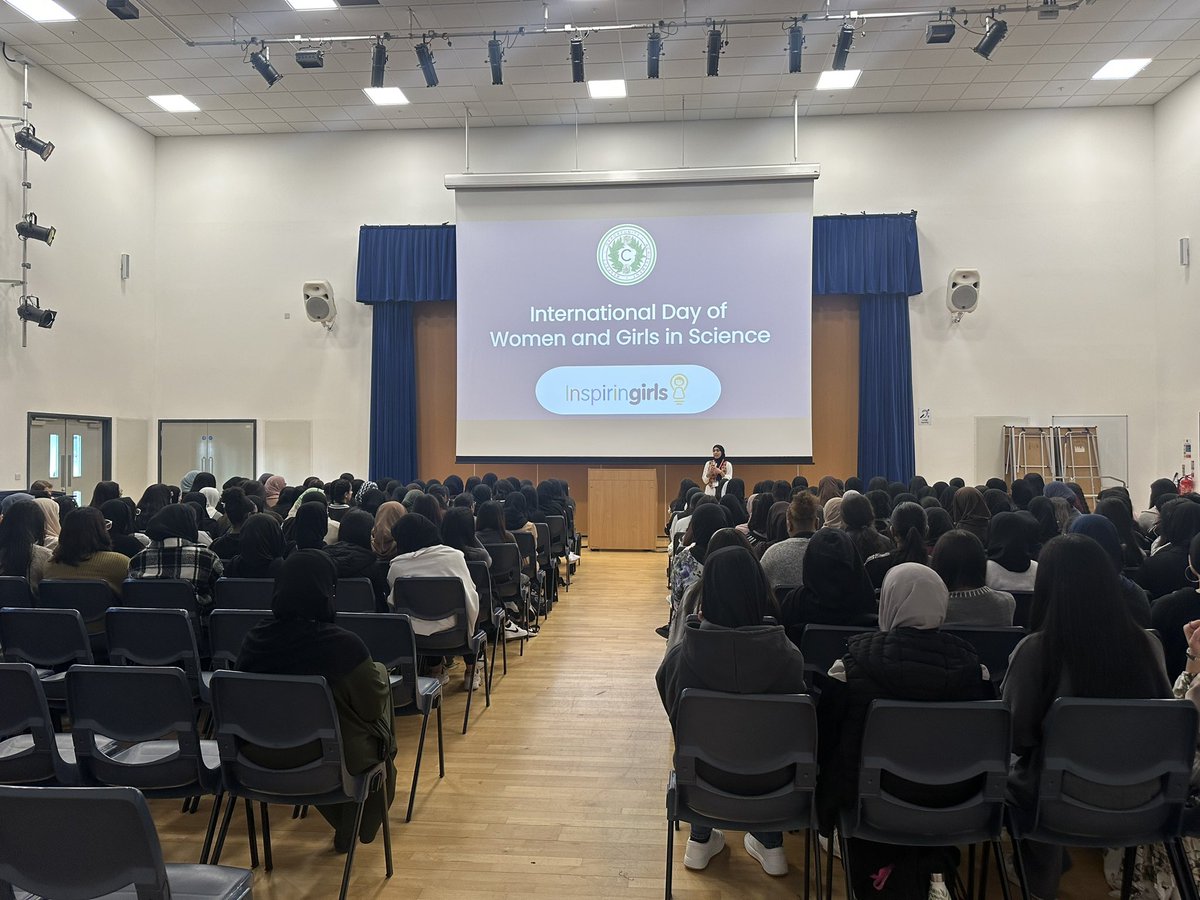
1136,497,1200,600
440,507,491,567
324,509,390,611
1095,495,1145,568
0,498,50,589
1068,514,1152,626
1004,534,1169,900
100,498,145,558
864,502,928,589
840,493,893,562
88,481,121,509
43,507,130,596
1139,478,1179,534
128,505,223,606
932,529,1015,626
134,484,173,531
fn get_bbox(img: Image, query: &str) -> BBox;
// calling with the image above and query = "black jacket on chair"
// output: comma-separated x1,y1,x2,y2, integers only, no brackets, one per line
323,541,391,612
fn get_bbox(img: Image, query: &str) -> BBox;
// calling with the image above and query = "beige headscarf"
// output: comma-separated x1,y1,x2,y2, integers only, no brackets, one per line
264,475,287,507
823,497,845,529
372,501,406,560
35,497,61,542
878,562,947,632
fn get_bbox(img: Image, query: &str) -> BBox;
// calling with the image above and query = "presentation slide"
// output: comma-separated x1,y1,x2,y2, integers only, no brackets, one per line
451,171,815,462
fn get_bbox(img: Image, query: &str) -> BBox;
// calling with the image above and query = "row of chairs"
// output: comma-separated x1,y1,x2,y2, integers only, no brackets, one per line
773,585,1036,630
667,688,1200,900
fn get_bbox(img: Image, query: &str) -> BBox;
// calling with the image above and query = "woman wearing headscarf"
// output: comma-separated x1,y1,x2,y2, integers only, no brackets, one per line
1095,497,1145,570
101,498,147,558
263,475,287,509
866,490,892,534
293,501,331,550
199,486,221,520
656,546,806,879
1044,481,1085,518
180,470,201,493
841,493,893,562
183,491,219,537
822,497,845,530
1023,473,1046,497
127,504,223,606
371,502,406,561
701,445,732,497
285,489,340,545
985,511,1038,594
324,509,390,611
88,481,121,509
669,503,728,619
502,491,538,544
924,508,954,553
816,563,990,859
949,486,991,543
191,472,216,493
236,550,396,853
780,528,876,643
907,475,929,496
933,530,1015,627
760,493,820,587
0,498,50,589
34,497,61,549
1067,515,1152,627
983,489,1013,517
400,489,423,512
224,513,289,579
719,493,748,528
1009,479,1034,511
1026,496,1060,555
1136,498,1200,600
743,493,773,552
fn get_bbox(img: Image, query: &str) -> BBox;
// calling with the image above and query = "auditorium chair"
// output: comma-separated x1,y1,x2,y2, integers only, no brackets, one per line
0,607,93,705
0,576,34,609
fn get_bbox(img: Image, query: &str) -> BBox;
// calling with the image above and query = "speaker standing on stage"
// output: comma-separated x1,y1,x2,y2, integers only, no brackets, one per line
702,445,733,497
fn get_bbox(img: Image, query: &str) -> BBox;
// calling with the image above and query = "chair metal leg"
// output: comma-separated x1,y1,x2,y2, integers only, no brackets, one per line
1121,845,1136,900
339,798,368,900
436,699,445,777
462,661,475,735
1008,833,1032,900
1166,838,1199,900
199,792,223,864
501,622,508,675
980,840,994,900
825,830,835,900
803,826,812,900
291,804,302,819
244,798,259,869
260,803,273,872
406,707,430,823
813,829,823,900
838,831,854,900
664,817,674,900
483,640,492,708
210,793,237,865
967,844,976,900
379,780,393,878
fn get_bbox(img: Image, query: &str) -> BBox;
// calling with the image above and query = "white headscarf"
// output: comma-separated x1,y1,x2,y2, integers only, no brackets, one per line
200,486,220,518
878,562,947,632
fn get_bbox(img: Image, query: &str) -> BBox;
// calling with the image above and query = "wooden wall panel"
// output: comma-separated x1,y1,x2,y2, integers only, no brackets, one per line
413,295,859,534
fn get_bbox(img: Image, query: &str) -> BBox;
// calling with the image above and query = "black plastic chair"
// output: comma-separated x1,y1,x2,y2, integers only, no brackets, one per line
666,689,820,900
484,542,531,658
941,626,1025,685
121,577,203,619
208,610,269,672
1009,591,1033,629
467,559,507,683
533,521,553,613
0,784,252,900
0,576,34,609
67,665,225,864
838,700,1014,900
335,577,376,614
546,515,568,591
0,607,93,703
391,576,490,734
212,578,274,610
336,612,444,823
0,662,83,786
797,625,874,692
37,578,115,657
208,671,393,900
106,608,210,702
1007,698,1200,900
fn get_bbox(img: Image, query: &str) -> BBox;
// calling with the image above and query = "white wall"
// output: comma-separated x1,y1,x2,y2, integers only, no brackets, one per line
0,61,156,491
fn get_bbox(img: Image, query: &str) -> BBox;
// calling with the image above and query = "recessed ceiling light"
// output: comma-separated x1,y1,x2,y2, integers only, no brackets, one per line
363,86,409,105
148,94,199,112
587,79,626,99
4,0,75,23
285,0,337,8
816,69,861,91
1092,58,1152,81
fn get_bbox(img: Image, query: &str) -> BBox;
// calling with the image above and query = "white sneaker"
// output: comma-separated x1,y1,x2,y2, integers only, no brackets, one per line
427,664,450,687
683,829,725,870
504,621,530,640
568,552,581,563
744,834,788,876
463,665,483,691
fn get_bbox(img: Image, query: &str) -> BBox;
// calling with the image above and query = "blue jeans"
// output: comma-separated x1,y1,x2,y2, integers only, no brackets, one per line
690,825,782,848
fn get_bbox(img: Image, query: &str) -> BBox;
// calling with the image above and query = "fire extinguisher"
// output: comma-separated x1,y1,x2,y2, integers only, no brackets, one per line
1181,439,1196,495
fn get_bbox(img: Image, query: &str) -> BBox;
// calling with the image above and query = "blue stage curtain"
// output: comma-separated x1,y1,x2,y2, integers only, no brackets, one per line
813,214,922,484
357,225,455,482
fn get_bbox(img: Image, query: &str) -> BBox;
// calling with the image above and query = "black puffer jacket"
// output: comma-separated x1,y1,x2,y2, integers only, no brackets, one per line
816,628,990,828
322,541,390,612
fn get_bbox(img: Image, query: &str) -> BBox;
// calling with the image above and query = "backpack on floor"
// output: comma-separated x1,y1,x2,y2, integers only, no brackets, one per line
848,840,965,900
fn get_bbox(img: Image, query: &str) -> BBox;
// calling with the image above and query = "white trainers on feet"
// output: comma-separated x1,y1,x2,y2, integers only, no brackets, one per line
682,829,725,870
504,621,530,640
568,552,581,563
463,665,483,691
427,664,450,686
744,834,788,876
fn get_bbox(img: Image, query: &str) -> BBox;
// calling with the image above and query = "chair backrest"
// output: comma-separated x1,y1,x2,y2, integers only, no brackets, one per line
105,608,202,680
546,516,567,554
0,608,93,669
120,578,201,619
940,627,1025,683
483,543,521,598
513,531,536,576
212,577,275,610
36,579,114,629
0,663,64,786
850,700,1011,845
1010,591,1033,629
533,522,550,563
1030,697,1198,843
773,585,798,608
335,612,419,710
0,784,173,900
798,625,874,683
466,561,495,619
67,665,205,792
209,670,354,799
0,577,34,609
334,578,376,613
674,689,817,831
391,576,473,651
207,609,270,670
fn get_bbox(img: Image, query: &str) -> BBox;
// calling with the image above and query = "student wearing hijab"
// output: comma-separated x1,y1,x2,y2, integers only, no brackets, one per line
1139,478,1180,534
33,497,61,549
371,502,406,561
701,445,732,497
1067,514,1152,627
718,493,748,527
743,493,773,552
263,475,287,509
285,490,340,545
324,509,390,611
924,508,954,553
780,528,877,642
1023,473,1046,497
236,550,396,852
293,501,331,550
932,530,1015,626
190,472,216,493
1136,497,1200,600
864,502,929,590
127,505,223,606
180,470,201,493
760,493,820,588
1095,497,1145,570
822,497,845,529
0,498,50,589
1009,479,1034,511
984,511,1038,594
656,545,805,879
88,481,121,509
948,486,990,543
183,491,219,537
1004,534,1169,900
199,486,221,520
1044,481,1085,517
841,493,893,562
100,498,146,558
43,507,131,597
224,513,289,579
209,488,255,559
1025,496,1060,555
866,490,892,534
669,504,728,619
983,489,1013,517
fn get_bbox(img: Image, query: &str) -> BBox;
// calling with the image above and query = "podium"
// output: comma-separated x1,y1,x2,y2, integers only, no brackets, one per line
587,468,658,551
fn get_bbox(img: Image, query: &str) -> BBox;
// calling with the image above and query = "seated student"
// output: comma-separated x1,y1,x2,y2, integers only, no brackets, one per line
669,504,728,621
324,509,390,612
0,497,51,589
263,475,287,510
656,545,806,879
208,488,255,560
236,550,397,853
1136,497,1200,600
1151,533,1200,679
1003,534,1169,900
88,481,121,509
931,529,1016,627
667,528,754,649
985,511,1039,594
864,502,929,590
950,486,991,543
1068,514,1152,628
224,513,289,579
43,507,131,597
475,500,514,548
411,493,443,527
35,497,61,550
1138,478,1179,535
841,493,893,563
371,501,406,562
440,507,491,567
780,527,877,640
760,493,821,589
128,505,223,607
1095,496,1145,570
293,501,333,550
501,492,538,547
668,489,706,556
285,488,339,544
742,493,773,550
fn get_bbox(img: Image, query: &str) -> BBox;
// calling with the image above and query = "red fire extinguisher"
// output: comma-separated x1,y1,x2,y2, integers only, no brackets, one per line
1181,439,1195,495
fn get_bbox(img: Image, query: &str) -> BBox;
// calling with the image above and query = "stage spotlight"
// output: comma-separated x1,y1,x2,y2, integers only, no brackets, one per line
787,23,804,73
249,44,282,87
570,37,585,82
973,17,1009,60
705,27,723,76
370,40,389,88
832,23,855,71
14,125,53,160
16,213,54,245
17,299,55,329
105,0,139,20
295,47,325,69
488,34,504,85
646,30,662,79
414,40,437,87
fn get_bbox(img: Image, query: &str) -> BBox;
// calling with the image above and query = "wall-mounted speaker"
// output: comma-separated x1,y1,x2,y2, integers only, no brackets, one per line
302,280,336,328
947,268,980,318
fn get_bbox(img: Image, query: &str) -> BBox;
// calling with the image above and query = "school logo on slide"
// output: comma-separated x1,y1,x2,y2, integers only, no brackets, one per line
597,224,657,286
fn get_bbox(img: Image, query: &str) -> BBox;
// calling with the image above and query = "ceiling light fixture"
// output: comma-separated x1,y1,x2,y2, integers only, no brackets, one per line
17,298,56,329
1092,58,1152,80
925,19,955,44
647,30,662,79
3,0,74,23
414,39,437,87
14,125,53,160
973,16,1009,60
295,47,325,68
832,22,855,71
816,69,861,91
16,213,54,245
148,94,199,112
587,79,626,99
488,33,504,85
787,23,804,74
705,25,725,77
285,0,336,9
249,43,283,87
362,86,409,105
570,36,585,83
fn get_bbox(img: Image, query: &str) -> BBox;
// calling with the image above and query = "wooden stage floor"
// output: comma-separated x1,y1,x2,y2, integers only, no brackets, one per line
151,550,1113,899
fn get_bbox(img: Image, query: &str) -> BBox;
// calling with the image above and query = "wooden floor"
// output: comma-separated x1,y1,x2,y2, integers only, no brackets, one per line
151,551,1113,899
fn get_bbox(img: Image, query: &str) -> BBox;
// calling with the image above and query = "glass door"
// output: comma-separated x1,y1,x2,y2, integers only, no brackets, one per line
27,414,111,504
159,420,256,489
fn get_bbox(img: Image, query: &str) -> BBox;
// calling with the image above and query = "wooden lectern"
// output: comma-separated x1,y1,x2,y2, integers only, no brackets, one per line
587,468,658,550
